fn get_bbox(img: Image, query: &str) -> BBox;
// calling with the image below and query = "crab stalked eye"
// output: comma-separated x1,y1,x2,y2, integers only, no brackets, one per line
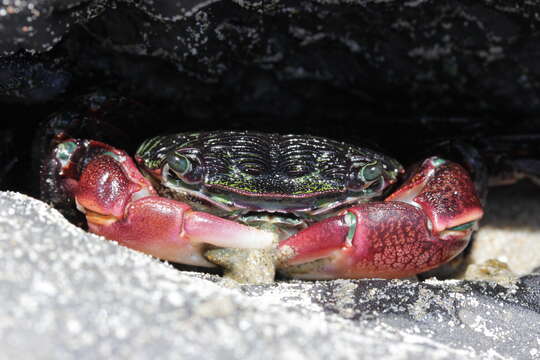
164,150,202,184
347,161,385,193
168,153,191,175
360,162,382,182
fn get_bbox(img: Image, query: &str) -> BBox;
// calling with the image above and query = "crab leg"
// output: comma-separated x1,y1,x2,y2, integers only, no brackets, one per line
57,139,276,267
278,157,484,279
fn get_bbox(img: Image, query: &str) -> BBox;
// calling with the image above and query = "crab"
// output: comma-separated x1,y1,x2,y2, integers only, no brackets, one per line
45,131,483,282
46,131,484,283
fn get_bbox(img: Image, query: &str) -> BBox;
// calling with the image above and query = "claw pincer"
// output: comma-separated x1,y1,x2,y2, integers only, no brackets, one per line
54,139,275,267
278,157,484,279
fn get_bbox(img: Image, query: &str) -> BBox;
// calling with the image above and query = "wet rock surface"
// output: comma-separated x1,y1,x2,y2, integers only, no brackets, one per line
1,190,540,359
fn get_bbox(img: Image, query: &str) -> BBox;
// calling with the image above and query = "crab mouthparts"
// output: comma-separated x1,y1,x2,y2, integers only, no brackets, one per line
155,180,376,242
227,210,307,241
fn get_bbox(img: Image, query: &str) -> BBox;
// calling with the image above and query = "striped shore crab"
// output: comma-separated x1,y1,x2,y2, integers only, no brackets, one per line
44,131,484,283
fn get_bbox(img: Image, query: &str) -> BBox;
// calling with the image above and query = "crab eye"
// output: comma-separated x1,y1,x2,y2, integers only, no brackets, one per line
165,150,202,184
168,153,191,175
360,162,382,182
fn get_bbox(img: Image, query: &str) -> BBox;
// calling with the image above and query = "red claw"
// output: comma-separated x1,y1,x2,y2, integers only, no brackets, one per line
73,153,156,218
279,202,469,279
278,157,484,279
87,196,275,266
59,140,276,267
386,157,484,233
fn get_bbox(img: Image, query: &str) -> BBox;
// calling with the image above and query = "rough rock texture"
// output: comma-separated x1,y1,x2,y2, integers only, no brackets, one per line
1,0,540,116
1,190,540,359
0,58,71,103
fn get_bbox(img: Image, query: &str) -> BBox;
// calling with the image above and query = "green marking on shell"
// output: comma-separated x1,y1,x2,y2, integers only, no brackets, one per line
136,136,168,169
137,136,162,156
211,194,234,205
209,174,340,195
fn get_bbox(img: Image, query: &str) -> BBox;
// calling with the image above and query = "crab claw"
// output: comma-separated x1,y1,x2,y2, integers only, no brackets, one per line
278,157,483,279
385,157,484,233
87,196,276,267
58,140,275,267
278,202,468,279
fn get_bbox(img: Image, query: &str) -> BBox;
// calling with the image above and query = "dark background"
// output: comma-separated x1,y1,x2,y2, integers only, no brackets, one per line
1,0,539,196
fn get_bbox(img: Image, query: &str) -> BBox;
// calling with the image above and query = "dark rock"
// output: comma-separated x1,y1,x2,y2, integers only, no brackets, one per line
0,57,71,103
1,0,540,115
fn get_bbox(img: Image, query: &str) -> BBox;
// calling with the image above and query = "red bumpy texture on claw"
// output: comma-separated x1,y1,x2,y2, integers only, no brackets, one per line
278,157,484,279
386,157,484,233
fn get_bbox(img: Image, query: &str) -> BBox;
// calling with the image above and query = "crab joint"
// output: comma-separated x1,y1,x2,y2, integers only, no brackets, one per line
277,213,354,267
